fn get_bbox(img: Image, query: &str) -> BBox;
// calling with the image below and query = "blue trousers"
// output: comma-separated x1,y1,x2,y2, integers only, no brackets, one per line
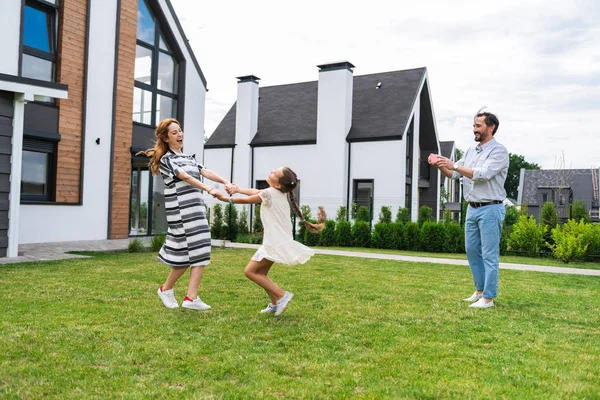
465,203,505,299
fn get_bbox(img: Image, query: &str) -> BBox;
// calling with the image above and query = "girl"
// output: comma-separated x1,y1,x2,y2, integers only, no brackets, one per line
137,118,236,311
215,167,324,316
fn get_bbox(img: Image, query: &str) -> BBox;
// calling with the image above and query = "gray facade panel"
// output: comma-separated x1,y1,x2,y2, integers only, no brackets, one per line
24,103,59,134
0,91,12,257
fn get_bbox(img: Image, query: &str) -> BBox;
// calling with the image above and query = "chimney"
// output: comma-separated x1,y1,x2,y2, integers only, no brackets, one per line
316,61,354,147
233,75,259,189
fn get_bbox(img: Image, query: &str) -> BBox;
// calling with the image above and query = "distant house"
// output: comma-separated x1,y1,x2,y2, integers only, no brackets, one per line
203,62,442,228
517,168,600,221
439,141,461,220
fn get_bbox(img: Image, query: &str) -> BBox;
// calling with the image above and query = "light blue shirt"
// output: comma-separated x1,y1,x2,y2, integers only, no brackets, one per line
452,138,509,202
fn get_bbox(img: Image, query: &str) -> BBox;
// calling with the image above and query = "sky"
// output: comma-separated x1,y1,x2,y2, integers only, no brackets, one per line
170,0,599,170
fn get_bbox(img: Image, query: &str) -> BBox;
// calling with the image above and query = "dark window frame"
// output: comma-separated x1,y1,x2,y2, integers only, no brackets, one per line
134,0,179,127
21,0,59,82
20,133,59,203
353,179,374,210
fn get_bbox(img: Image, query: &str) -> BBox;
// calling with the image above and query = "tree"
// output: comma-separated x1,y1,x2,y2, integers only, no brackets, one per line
505,153,541,200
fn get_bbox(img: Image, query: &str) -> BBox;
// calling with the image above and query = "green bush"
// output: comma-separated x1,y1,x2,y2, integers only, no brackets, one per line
249,233,263,245
444,222,465,253
570,200,591,223
296,205,312,243
352,220,371,248
253,205,263,233
403,222,420,251
372,222,394,249
128,238,145,253
395,207,410,223
150,234,166,252
417,205,433,227
550,219,593,263
238,206,249,234
420,222,447,253
504,205,518,227
540,202,559,249
356,206,371,223
588,224,600,258
507,215,546,256
378,206,392,223
211,204,225,239
335,206,348,222
335,220,353,247
224,203,240,241
390,222,405,250
303,219,320,246
319,220,336,246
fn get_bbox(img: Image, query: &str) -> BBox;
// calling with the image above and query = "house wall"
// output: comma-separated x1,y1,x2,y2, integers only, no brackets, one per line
19,0,118,244
0,1,21,76
202,147,233,194
0,91,13,256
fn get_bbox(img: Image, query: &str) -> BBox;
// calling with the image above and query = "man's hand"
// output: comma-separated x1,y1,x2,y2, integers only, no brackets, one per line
225,183,238,195
434,156,454,170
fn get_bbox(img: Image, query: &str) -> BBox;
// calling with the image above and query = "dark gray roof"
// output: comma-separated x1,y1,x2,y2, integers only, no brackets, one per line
440,141,454,158
205,67,427,148
520,169,598,204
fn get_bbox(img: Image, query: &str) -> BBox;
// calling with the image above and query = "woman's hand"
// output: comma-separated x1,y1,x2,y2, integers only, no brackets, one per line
215,192,230,202
225,183,238,195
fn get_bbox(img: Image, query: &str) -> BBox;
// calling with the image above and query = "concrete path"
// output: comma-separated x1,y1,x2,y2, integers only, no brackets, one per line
1,238,599,277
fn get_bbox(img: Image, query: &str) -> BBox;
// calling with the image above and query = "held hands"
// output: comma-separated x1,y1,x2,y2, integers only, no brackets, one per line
224,183,239,195
208,189,229,202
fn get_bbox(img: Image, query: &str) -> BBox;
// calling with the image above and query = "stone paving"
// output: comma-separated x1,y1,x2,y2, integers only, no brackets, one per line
1,238,599,277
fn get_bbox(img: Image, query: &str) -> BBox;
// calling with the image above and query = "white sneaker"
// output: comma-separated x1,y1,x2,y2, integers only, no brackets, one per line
469,298,495,308
182,296,211,310
157,286,178,309
274,292,294,316
463,291,483,303
260,303,277,313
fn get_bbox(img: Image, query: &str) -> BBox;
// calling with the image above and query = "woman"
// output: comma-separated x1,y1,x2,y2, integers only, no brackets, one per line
138,118,236,310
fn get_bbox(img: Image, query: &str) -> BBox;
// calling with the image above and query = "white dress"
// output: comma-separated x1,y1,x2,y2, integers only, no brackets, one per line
251,187,315,265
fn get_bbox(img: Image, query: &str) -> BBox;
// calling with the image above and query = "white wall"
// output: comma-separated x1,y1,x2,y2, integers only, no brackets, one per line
202,147,233,209
233,80,258,190
0,1,22,75
350,140,405,223
19,0,119,244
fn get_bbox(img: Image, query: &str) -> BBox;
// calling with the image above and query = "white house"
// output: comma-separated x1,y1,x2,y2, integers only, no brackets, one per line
203,62,441,228
0,0,206,257
439,140,462,220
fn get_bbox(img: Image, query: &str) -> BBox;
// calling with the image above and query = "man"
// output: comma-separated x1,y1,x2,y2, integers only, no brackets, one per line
433,110,509,308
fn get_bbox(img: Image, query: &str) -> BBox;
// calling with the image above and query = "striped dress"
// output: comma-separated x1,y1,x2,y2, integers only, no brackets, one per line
157,149,212,268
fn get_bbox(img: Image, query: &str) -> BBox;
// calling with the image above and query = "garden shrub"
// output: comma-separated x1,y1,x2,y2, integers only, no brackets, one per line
551,219,594,263
303,219,321,246
356,206,371,223
372,222,394,249
224,203,240,241
403,221,420,251
390,222,405,250
128,238,145,253
335,220,353,247
420,222,446,253
395,207,410,223
507,215,546,256
352,220,371,248
150,234,166,252
319,220,336,247
238,206,249,234
444,222,465,253
335,206,348,222
211,204,225,239
570,200,591,223
252,205,263,234
417,205,433,227
378,206,392,223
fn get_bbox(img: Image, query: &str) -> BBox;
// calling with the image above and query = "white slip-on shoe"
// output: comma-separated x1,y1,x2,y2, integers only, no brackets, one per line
260,303,277,313
463,291,483,303
157,286,179,309
182,296,211,310
469,298,495,308
274,292,294,316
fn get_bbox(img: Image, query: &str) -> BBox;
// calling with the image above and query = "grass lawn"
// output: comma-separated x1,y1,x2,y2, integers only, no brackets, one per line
317,246,600,270
1,248,599,399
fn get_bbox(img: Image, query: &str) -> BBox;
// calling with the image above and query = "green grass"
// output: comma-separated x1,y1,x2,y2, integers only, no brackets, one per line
316,246,600,270
1,249,599,399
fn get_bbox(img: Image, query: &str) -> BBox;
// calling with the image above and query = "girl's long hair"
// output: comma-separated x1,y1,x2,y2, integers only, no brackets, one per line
279,167,326,233
135,118,180,176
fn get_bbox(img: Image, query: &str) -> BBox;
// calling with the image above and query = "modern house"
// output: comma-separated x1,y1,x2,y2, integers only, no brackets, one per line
517,168,600,221
203,62,441,227
439,140,461,220
0,0,206,258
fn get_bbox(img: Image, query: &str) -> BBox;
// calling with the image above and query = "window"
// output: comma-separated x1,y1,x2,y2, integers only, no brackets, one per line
405,120,414,177
542,193,548,203
133,0,179,126
353,180,373,218
406,183,412,210
21,136,57,202
21,1,58,85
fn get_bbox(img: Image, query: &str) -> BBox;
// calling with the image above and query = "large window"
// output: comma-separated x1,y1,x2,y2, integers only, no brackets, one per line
21,0,58,84
21,136,57,202
134,0,179,126
353,180,374,220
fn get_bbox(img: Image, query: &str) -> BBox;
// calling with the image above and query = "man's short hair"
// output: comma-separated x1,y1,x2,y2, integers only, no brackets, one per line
475,111,500,134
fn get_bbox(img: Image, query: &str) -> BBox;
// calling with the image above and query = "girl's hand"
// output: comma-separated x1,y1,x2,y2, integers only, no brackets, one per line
215,192,230,202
